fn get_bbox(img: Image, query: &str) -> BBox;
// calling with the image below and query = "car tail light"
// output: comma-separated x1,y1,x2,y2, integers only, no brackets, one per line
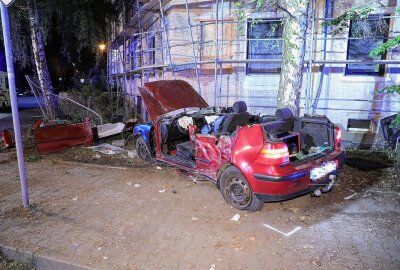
257,142,289,164
335,126,342,146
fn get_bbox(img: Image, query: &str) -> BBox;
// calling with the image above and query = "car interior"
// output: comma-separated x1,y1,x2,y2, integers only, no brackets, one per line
159,101,335,166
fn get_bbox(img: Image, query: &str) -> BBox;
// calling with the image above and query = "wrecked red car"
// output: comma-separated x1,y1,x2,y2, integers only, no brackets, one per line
133,80,345,211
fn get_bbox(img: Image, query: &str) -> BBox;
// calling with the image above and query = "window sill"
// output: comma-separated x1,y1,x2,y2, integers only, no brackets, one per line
340,76,393,83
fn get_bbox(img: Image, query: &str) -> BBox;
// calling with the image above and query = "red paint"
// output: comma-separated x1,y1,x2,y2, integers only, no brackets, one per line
34,119,93,154
138,80,208,120
1,129,14,148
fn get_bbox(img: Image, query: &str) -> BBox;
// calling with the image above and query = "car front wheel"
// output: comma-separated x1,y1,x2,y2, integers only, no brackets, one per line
135,137,152,162
219,166,263,212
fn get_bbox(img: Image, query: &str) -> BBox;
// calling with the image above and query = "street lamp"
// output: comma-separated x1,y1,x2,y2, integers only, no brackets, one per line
98,44,106,52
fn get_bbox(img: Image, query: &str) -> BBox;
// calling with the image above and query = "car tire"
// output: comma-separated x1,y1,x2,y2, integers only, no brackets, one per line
135,137,152,162
219,166,263,212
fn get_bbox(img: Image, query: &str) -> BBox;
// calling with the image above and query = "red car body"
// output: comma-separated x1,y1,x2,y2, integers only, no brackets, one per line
134,80,345,210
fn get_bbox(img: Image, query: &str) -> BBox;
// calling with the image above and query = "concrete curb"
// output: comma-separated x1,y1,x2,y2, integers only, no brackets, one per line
0,245,96,270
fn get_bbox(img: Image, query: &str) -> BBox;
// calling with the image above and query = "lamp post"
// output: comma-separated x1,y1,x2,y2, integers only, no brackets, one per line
0,0,29,208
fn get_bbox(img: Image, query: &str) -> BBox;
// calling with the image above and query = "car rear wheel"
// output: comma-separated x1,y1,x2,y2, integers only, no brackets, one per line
219,166,263,211
135,137,152,161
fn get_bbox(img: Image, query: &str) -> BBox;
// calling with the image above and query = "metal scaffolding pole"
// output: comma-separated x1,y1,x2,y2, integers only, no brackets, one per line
218,0,224,107
213,0,219,107
185,0,202,94
305,0,316,114
136,0,145,87
159,0,174,75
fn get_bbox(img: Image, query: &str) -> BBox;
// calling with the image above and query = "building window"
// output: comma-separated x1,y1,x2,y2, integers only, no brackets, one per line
247,19,283,74
346,16,389,76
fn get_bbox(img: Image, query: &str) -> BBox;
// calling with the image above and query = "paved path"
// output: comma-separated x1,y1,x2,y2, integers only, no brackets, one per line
0,113,11,120
0,158,399,270
0,109,41,130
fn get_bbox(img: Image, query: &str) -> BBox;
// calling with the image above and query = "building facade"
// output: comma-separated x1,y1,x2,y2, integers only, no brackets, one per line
107,0,400,147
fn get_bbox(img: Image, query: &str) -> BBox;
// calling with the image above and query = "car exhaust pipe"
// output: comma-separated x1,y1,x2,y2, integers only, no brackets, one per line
322,175,336,193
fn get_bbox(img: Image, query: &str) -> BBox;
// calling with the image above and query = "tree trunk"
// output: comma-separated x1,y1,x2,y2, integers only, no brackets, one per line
277,0,310,116
27,0,58,120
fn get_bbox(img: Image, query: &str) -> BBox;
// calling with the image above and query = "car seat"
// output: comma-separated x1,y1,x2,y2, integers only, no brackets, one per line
263,108,295,132
219,101,250,133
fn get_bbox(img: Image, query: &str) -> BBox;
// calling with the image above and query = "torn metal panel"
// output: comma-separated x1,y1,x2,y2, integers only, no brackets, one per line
34,119,93,154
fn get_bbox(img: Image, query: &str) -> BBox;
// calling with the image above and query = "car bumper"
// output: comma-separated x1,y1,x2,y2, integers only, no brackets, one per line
249,150,345,202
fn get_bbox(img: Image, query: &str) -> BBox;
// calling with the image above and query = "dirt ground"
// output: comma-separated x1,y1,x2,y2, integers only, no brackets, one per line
0,143,399,270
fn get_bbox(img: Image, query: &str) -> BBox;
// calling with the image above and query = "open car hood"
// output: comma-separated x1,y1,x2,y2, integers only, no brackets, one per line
138,80,209,120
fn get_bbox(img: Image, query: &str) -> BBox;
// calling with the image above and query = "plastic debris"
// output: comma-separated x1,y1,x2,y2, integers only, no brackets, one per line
103,256,108,260
128,151,137,159
159,189,166,193
97,247,102,251
209,264,216,270
344,193,358,200
69,242,79,248
230,213,241,222
97,122,125,139
191,217,199,221
134,184,141,188
94,154,101,159
72,197,78,201
156,166,162,170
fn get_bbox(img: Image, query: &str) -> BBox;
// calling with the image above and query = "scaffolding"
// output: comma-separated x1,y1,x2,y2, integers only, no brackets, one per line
107,0,400,118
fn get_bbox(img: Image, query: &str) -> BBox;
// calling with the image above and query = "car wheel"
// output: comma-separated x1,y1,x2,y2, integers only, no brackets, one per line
135,137,152,161
219,166,263,211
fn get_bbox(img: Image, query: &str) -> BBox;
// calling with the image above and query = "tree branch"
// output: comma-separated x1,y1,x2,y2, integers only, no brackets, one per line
276,3,296,19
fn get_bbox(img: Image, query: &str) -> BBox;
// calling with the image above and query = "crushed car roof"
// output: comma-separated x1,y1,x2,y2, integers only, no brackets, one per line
138,80,209,120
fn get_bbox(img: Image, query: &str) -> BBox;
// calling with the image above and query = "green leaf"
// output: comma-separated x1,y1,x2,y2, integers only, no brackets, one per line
369,35,400,56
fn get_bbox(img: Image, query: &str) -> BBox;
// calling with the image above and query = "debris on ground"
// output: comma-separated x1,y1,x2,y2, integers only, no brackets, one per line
127,150,137,159
209,264,216,270
111,140,125,148
159,189,166,193
156,166,162,170
344,193,358,200
230,214,241,222
172,189,177,194
88,143,127,155
134,184,141,188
